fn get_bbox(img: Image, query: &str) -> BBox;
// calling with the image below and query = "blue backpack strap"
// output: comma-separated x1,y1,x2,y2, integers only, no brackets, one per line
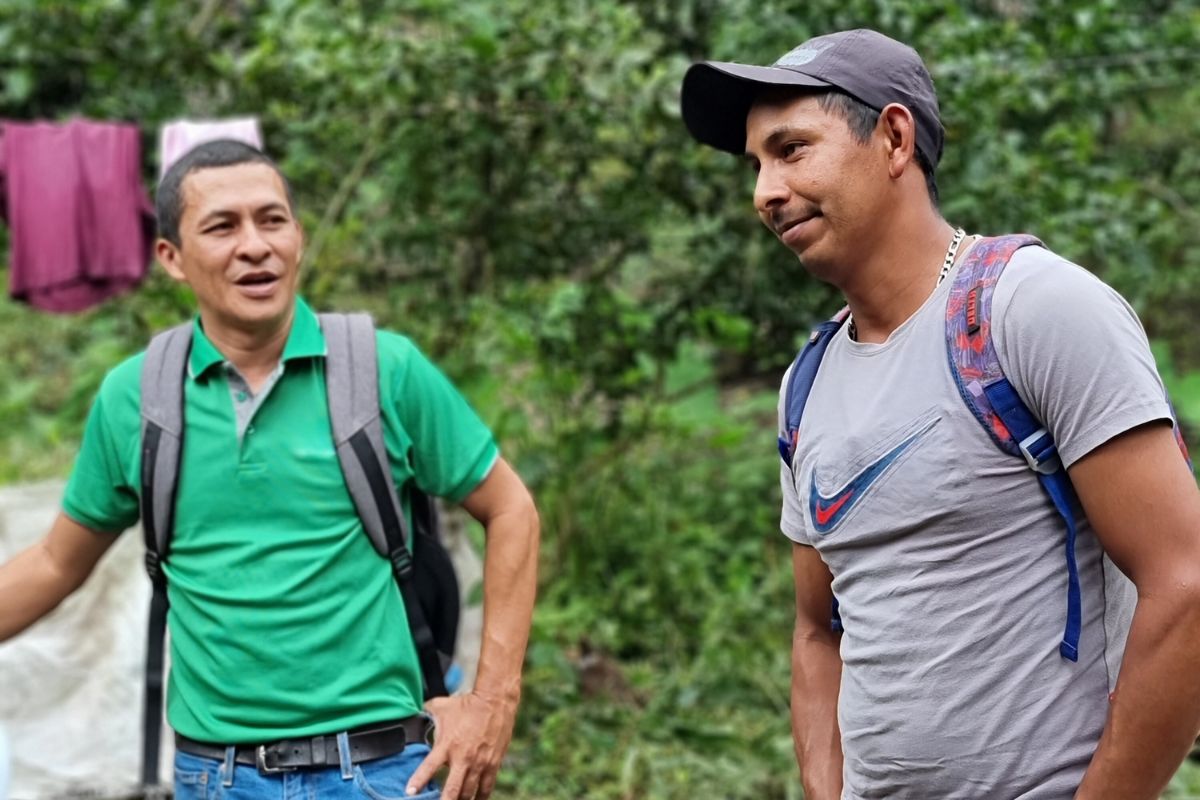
987,382,1083,661
779,306,850,633
945,233,1083,661
779,306,851,467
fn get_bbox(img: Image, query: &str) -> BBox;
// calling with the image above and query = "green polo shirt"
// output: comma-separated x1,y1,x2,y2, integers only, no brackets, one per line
63,298,498,743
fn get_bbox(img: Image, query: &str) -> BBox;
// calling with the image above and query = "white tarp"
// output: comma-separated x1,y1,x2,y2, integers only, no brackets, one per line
1,724,10,799
0,480,166,800
0,480,481,800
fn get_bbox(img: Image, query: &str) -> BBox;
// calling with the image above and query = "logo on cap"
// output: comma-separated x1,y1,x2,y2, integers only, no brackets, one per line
774,42,831,68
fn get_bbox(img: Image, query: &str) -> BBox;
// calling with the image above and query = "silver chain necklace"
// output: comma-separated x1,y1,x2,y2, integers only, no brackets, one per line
847,227,967,341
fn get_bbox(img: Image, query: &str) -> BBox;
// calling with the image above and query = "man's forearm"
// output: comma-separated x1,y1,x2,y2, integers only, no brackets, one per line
1076,591,1200,799
0,514,116,642
792,628,843,800
0,543,70,641
470,503,540,706
398,470,539,799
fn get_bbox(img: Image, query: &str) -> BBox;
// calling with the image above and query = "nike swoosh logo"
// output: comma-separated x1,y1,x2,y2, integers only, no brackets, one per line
814,491,852,527
809,426,932,534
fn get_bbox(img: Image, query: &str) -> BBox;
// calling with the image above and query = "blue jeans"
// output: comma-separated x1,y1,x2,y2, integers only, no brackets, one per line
173,735,441,800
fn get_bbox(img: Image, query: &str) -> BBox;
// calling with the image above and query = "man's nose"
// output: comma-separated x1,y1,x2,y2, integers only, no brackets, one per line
235,224,271,262
753,164,790,218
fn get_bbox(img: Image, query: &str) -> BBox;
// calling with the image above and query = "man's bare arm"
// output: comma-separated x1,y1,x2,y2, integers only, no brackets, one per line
0,512,119,642
406,456,540,800
791,542,843,800
1070,422,1200,799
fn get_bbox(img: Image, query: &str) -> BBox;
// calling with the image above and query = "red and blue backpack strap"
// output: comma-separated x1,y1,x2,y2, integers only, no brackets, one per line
779,306,851,633
779,305,852,468
1169,399,1193,470
947,235,1193,662
944,234,1089,661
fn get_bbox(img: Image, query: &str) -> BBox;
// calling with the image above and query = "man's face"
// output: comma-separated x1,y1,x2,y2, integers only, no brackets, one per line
744,92,886,280
156,163,303,335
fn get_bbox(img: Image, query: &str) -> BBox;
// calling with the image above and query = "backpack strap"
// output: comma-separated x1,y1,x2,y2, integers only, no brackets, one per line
140,323,192,569
779,306,851,633
138,322,192,787
948,235,1194,662
135,313,450,791
1170,400,1193,470
778,306,851,467
320,312,449,699
945,234,1086,661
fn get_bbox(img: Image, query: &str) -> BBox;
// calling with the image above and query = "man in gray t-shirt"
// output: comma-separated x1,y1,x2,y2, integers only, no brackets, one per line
681,28,1200,800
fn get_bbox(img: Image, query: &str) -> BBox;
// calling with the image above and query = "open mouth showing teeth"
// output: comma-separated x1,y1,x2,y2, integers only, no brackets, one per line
237,275,277,285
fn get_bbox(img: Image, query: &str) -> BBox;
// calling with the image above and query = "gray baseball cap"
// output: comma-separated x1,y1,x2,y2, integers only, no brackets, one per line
681,29,945,169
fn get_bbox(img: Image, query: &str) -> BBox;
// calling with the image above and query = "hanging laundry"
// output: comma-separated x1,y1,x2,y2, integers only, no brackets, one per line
159,117,263,179
0,120,153,313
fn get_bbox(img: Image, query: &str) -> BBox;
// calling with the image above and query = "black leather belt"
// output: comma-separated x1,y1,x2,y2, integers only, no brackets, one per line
175,716,431,775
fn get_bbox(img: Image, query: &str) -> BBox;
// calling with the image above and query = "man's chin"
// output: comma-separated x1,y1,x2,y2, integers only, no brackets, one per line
204,294,295,334
793,248,841,286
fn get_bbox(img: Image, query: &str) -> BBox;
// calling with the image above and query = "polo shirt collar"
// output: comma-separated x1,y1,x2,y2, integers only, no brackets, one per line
187,297,328,379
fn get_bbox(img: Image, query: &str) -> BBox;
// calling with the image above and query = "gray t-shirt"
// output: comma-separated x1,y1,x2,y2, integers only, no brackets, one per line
779,244,1172,799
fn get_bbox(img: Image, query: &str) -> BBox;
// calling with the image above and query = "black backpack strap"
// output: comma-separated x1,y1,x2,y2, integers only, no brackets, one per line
320,313,449,699
138,322,192,787
411,491,460,664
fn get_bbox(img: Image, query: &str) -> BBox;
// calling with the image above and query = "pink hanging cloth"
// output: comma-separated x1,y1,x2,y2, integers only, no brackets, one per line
158,117,263,179
1,119,153,313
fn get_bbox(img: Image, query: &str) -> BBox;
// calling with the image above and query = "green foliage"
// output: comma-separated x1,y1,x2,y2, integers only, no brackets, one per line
1,0,1200,796
0,268,193,483
461,314,799,796
1165,760,1200,799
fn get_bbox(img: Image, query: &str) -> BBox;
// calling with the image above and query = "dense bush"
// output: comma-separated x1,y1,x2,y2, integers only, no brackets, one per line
1,1,1199,795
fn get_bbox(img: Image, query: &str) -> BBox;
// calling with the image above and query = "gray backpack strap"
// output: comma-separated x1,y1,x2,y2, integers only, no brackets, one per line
320,312,448,699
137,321,191,790
321,312,406,557
140,322,192,574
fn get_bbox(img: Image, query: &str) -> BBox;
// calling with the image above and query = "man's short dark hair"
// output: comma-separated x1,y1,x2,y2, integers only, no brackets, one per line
156,140,295,247
816,91,940,208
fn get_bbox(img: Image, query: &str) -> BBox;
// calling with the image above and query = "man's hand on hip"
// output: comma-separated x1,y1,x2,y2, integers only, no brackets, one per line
407,691,518,799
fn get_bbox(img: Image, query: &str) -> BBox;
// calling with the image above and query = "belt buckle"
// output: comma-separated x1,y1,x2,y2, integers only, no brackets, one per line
255,745,295,776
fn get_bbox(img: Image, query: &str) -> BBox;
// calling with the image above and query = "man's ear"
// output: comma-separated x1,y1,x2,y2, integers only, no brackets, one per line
295,219,306,267
878,103,918,180
155,238,187,282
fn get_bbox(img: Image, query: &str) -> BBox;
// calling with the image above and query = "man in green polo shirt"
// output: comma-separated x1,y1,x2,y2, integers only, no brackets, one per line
0,140,540,800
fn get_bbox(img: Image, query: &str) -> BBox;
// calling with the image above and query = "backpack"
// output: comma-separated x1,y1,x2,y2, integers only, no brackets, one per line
136,312,460,787
778,235,1191,661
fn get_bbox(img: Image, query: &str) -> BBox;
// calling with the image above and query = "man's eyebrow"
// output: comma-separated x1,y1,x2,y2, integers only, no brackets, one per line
195,202,289,227
746,124,819,158
195,209,237,227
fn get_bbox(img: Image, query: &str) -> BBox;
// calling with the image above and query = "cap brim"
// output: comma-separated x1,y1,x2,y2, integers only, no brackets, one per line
681,62,833,154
